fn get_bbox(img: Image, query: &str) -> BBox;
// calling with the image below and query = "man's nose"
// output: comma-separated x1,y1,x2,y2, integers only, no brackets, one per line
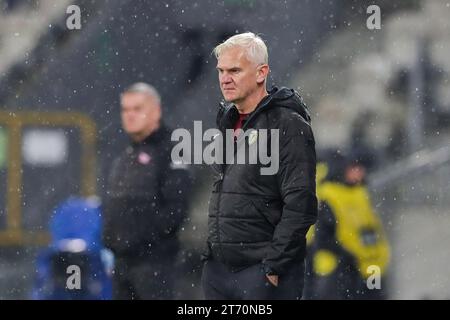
220,73,232,84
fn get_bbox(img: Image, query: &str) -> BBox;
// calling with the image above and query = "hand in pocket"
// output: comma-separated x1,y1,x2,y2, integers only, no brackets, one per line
266,274,279,287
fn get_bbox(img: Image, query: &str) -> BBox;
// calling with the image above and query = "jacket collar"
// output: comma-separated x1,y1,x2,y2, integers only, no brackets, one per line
217,86,297,132
130,123,166,147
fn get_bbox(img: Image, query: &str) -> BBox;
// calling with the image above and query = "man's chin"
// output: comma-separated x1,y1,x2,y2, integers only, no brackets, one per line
124,128,141,135
223,94,239,103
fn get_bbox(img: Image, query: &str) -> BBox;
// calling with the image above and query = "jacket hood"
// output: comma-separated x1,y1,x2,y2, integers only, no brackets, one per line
253,86,311,124
217,86,311,131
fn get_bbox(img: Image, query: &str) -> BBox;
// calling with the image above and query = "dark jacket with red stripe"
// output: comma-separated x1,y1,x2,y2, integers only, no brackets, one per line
103,125,191,258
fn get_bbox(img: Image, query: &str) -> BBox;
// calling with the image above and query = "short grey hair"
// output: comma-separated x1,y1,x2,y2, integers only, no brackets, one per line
122,82,161,105
213,32,268,65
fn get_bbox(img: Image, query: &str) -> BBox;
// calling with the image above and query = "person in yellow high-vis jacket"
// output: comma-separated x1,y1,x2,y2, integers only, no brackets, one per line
304,149,390,299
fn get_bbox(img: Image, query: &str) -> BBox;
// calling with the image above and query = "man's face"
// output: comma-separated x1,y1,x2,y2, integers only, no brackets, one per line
345,164,366,185
120,92,160,136
216,47,266,104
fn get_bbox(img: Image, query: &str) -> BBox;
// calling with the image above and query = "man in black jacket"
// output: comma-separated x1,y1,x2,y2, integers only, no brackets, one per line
201,32,318,300
103,83,191,299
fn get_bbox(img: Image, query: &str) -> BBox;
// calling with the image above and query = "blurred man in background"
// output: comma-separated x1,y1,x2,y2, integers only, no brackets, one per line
304,149,390,300
201,32,318,300
103,83,191,299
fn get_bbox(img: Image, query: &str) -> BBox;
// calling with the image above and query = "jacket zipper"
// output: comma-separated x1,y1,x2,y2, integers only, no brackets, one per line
216,167,226,264
214,96,273,265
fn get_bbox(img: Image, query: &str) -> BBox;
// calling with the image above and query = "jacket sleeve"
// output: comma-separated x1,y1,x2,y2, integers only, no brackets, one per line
157,159,192,236
262,115,318,275
102,157,121,250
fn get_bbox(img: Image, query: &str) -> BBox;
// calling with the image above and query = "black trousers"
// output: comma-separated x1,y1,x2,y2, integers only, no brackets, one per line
112,255,176,300
201,259,305,300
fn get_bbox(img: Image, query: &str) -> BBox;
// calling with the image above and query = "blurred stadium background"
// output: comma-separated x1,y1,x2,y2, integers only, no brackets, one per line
0,0,449,299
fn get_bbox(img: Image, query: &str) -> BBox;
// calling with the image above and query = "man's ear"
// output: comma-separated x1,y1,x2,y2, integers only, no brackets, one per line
256,64,269,84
